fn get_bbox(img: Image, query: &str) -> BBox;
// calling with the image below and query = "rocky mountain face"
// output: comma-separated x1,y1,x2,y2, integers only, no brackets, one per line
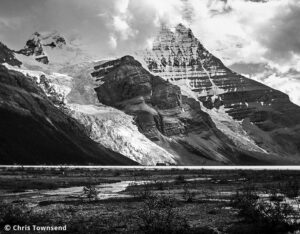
230,62,300,106
138,24,300,162
0,42,22,67
1,24,300,165
0,42,177,165
91,56,290,165
16,31,66,64
15,31,92,68
0,64,136,165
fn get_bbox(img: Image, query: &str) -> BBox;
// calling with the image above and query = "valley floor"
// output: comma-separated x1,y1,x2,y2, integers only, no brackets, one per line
0,168,300,233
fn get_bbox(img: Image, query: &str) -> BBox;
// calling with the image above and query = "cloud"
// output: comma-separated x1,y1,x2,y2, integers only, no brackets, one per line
2,0,300,104
110,0,137,41
252,71,300,106
1,0,300,71
109,35,117,49
0,17,21,29
101,0,187,54
255,1,300,64
183,0,300,72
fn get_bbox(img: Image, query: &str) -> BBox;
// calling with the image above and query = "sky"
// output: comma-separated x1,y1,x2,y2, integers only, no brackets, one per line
1,0,300,104
0,0,299,69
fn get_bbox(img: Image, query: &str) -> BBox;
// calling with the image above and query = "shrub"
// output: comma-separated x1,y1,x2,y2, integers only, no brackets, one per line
153,180,165,191
135,194,190,234
281,181,299,199
231,186,300,233
264,183,284,202
231,190,259,223
113,171,121,177
127,181,153,199
182,184,196,203
83,184,99,201
256,201,295,228
0,201,29,226
175,175,186,184
0,201,49,228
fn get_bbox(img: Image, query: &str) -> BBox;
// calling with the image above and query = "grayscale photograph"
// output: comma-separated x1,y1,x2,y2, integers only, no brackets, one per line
0,0,300,233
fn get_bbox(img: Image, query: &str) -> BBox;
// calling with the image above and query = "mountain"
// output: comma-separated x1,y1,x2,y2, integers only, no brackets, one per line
91,55,296,165
1,24,300,165
0,64,136,165
136,24,300,163
0,38,178,165
230,62,300,106
15,31,93,68
16,31,65,64
0,42,22,67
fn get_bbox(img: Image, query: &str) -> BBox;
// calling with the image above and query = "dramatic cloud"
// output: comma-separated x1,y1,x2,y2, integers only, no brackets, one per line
189,0,300,72
1,0,300,104
255,1,300,68
1,0,300,70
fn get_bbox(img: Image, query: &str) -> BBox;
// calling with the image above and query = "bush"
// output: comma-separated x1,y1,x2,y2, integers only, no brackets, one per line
0,201,29,226
153,180,166,191
280,181,299,199
256,201,295,228
182,184,196,203
0,201,49,228
175,175,186,184
231,186,300,233
231,191,259,223
135,194,190,234
127,181,153,199
83,184,99,201
264,183,284,202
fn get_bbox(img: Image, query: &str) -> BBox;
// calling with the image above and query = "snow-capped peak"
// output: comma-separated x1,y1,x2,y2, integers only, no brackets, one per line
15,31,94,69
29,31,66,49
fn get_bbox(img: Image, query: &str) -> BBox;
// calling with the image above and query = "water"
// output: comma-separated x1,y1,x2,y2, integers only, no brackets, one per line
43,180,142,199
1,180,148,200
1,177,211,200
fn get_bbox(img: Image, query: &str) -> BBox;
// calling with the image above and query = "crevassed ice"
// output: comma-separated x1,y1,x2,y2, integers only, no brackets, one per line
68,104,177,165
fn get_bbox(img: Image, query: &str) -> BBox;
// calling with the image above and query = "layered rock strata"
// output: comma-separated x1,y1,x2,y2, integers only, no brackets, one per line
92,56,290,165
139,24,300,160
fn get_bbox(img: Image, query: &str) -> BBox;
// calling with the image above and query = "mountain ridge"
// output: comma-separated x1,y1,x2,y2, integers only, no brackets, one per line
138,23,300,161
91,55,297,165
0,64,137,165
1,24,300,165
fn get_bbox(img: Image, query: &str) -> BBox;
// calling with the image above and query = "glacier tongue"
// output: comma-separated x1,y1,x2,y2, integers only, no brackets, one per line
68,104,177,165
